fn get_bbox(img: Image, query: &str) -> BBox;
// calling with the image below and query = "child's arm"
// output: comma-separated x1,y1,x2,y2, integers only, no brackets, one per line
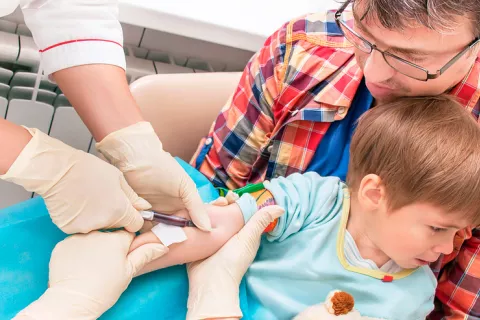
131,202,245,276
132,172,343,275
237,172,345,242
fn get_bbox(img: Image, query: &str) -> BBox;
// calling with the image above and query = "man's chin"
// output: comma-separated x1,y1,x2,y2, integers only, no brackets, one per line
371,92,402,106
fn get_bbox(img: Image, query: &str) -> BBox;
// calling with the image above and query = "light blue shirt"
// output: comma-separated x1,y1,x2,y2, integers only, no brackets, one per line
237,172,436,320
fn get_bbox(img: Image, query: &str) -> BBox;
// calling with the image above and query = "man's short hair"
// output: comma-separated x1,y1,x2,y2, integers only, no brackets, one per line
347,95,480,225
355,0,480,37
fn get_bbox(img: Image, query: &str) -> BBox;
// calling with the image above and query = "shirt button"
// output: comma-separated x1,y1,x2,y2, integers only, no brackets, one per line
338,107,346,115
267,145,273,153
205,137,213,146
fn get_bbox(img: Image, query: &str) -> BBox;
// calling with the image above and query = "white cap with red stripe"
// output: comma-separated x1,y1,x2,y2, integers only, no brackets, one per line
0,0,19,17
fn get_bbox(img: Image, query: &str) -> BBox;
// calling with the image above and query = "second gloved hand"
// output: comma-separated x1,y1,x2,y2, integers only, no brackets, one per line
14,230,168,320
186,205,285,320
96,121,211,231
0,127,150,234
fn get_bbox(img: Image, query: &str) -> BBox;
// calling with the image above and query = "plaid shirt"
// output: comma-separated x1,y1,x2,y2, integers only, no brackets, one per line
191,10,480,319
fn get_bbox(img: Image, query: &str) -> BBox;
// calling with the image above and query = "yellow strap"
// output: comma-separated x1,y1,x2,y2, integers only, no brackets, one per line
336,187,417,280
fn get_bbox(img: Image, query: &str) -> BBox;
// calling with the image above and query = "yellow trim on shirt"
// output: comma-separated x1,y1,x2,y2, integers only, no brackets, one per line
336,187,417,280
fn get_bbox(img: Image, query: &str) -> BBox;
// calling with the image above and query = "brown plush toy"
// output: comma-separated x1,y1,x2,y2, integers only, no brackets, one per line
327,291,355,315
294,290,384,320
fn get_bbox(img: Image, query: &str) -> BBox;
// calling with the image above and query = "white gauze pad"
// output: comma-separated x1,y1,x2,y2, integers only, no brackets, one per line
151,223,188,247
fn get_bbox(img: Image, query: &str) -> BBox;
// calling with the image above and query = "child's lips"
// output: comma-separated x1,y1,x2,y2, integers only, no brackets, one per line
415,259,429,266
416,257,439,265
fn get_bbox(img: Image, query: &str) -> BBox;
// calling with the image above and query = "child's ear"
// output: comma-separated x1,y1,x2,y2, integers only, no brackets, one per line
357,174,386,211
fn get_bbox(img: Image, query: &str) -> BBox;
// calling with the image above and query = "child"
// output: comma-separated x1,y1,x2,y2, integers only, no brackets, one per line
130,94,480,319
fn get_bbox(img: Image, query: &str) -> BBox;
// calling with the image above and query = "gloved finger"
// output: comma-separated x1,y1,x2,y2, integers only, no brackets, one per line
209,196,229,206
112,230,136,252
52,231,103,255
117,178,151,232
119,176,152,211
113,205,145,233
237,205,285,246
224,191,239,204
180,176,212,232
128,231,162,253
51,231,134,267
91,230,135,254
128,243,169,276
186,258,205,274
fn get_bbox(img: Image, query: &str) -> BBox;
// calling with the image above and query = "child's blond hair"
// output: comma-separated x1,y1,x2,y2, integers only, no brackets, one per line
347,94,480,225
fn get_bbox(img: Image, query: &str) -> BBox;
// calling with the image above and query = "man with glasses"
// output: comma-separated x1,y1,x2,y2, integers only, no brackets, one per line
192,0,480,318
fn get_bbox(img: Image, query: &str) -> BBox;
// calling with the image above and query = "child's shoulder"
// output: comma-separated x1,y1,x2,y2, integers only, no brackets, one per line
276,172,344,189
268,172,345,210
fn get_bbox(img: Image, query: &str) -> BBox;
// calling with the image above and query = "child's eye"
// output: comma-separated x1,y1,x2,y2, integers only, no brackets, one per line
430,226,446,233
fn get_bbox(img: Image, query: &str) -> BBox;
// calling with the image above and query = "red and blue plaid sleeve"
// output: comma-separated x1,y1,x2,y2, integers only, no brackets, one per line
429,228,480,319
191,22,289,189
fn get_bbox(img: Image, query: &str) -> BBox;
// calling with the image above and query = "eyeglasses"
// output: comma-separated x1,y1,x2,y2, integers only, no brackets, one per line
334,0,480,81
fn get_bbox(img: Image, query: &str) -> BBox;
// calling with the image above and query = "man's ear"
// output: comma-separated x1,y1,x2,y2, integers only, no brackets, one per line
357,174,386,211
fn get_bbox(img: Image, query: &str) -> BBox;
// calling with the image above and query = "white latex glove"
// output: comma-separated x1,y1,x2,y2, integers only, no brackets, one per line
96,122,211,231
212,191,239,205
14,230,168,320
0,127,150,234
186,205,285,320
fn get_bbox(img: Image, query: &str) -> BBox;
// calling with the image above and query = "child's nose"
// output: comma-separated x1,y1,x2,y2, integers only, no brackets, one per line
433,239,454,256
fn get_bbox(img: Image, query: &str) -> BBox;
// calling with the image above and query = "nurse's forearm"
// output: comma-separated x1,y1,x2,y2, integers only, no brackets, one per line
52,64,144,142
0,119,32,175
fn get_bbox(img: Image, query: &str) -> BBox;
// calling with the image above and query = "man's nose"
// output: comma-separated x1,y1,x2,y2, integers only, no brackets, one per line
362,50,396,84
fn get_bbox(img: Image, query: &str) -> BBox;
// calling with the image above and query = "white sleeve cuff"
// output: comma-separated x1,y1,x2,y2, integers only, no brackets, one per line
21,0,125,76
40,40,126,76
235,193,258,224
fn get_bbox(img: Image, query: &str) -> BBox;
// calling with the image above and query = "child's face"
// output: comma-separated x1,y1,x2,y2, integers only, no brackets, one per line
369,202,469,269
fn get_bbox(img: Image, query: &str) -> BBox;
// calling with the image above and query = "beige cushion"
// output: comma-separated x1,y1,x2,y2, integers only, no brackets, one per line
129,72,242,161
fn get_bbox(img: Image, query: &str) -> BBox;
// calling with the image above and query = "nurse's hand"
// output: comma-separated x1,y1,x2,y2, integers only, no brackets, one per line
14,230,168,320
0,128,150,234
186,205,285,320
96,121,212,231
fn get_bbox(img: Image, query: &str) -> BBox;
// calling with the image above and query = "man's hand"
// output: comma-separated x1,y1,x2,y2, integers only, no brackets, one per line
0,127,150,234
96,121,212,231
186,204,285,320
14,230,168,320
